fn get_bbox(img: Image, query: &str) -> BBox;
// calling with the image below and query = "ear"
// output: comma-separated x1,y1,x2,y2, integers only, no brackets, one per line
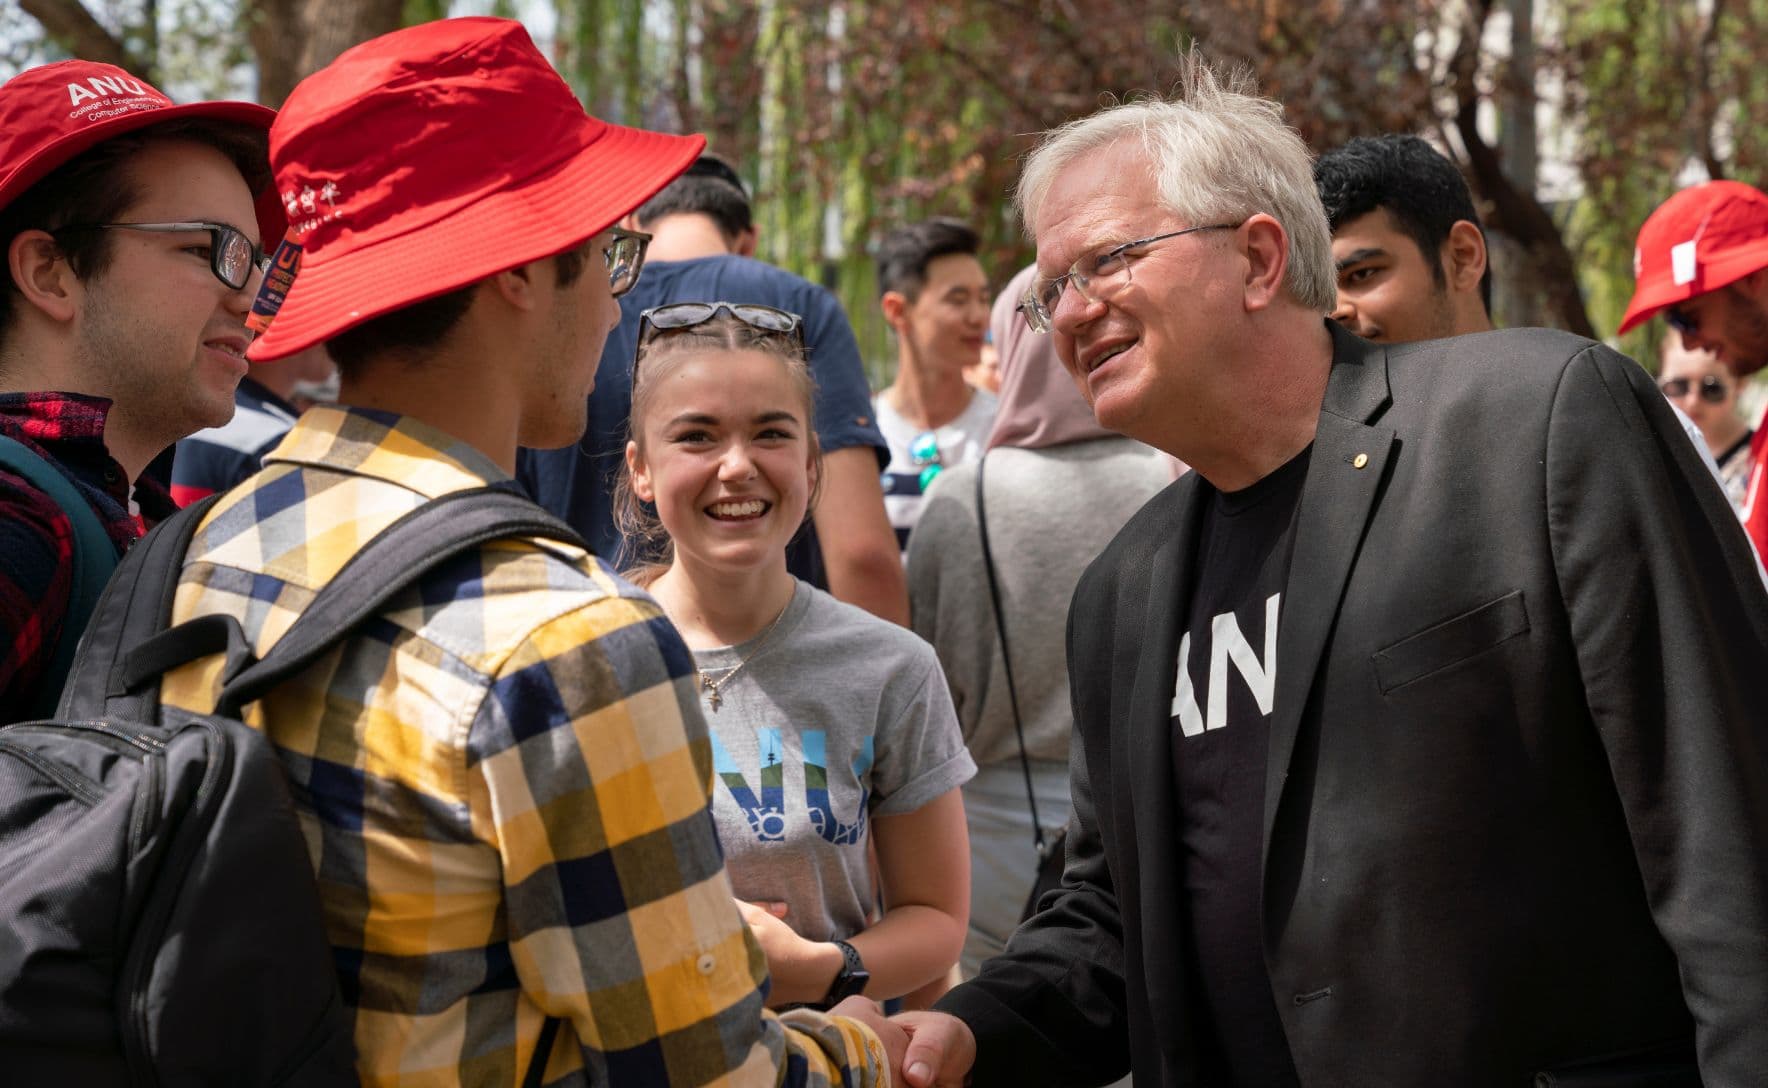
7,230,80,324
732,227,758,258
1443,220,1487,295
626,438,656,503
880,290,910,329
1239,214,1290,313
488,261,541,312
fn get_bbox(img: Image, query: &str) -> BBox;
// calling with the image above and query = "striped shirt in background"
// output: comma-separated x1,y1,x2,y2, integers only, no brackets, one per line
157,405,889,1087
168,376,299,506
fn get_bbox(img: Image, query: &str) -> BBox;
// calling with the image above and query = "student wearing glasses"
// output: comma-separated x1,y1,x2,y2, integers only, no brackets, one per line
1659,330,1756,512
619,300,974,1010
874,218,996,552
0,60,275,722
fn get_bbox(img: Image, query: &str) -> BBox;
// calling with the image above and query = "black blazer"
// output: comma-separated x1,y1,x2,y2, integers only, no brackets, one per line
938,325,1768,1087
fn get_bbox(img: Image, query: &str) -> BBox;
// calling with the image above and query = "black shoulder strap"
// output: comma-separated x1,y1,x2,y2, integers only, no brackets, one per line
0,435,125,720
974,454,1048,861
64,486,584,722
57,494,223,720
214,488,583,716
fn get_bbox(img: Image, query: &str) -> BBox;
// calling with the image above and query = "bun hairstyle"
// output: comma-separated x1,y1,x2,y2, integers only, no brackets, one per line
613,311,822,582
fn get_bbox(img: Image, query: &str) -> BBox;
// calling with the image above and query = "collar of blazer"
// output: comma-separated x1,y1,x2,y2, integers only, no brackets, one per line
1115,321,1401,893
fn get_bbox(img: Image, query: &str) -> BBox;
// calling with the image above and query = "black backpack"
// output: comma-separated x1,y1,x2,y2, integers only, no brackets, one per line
0,486,582,1085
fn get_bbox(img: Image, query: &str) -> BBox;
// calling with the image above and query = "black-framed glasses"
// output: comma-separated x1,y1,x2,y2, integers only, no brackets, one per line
605,226,651,298
56,220,266,290
638,301,804,345
1659,374,1730,403
1021,222,1239,333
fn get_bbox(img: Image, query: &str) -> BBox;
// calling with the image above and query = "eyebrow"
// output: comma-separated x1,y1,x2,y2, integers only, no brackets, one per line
1335,247,1387,272
665,410,802,426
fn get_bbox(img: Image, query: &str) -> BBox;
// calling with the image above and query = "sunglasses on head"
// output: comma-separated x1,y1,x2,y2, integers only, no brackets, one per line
1659,374,1730,403
638,301,803,342
634,302,806,378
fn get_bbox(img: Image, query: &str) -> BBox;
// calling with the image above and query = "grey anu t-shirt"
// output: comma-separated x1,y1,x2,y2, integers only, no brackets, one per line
694,580,975,942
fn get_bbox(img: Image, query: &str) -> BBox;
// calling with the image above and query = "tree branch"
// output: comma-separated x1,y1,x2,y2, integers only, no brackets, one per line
19,0,151,75
1693,0,1728,180
1449,0,1595,338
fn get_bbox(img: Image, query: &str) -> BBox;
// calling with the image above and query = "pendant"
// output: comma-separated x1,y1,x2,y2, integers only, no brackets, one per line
706,681,723,712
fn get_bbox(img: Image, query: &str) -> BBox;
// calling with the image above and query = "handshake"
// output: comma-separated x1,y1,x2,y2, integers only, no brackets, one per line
827,999,977,1087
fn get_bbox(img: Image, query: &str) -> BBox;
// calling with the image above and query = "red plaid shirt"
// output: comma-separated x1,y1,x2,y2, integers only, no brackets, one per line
1,392,174,721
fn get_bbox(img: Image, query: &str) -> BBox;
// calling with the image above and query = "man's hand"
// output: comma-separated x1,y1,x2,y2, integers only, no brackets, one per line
892,1010,976,1088
830,996,907,1081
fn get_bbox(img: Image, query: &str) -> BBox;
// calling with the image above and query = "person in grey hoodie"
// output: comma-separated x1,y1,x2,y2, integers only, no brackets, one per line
908,263,1172,977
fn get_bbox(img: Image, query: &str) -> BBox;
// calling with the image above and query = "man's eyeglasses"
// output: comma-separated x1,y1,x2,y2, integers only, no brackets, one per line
909,430,943,490
1659,374,1730,403
605,226,651,298
1020,222,1239,333
55,221,267,290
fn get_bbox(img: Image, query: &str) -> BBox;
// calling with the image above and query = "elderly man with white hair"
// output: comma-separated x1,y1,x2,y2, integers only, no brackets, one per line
892,54,1768,1088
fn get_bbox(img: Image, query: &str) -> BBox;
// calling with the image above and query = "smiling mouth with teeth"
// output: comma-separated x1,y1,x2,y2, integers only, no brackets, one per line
708,499,768,520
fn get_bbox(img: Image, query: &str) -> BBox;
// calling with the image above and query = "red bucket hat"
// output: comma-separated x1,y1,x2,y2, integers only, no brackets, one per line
247,17,705,361
1620,180,1768,334
0,60,277,238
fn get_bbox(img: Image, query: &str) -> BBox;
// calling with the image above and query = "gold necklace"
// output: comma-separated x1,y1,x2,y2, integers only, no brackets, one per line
697,598,791,712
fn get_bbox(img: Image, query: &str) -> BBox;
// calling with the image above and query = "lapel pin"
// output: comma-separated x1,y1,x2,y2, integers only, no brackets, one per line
1352,453,1369,469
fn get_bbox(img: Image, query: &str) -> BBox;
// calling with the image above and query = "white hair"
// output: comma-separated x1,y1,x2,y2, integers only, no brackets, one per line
1015,51,1336,314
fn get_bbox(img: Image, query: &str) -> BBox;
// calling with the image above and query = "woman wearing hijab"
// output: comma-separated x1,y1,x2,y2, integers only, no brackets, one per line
907,264,1173,977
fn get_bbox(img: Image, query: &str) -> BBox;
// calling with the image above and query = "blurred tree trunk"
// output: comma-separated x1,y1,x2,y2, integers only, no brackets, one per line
247,0,403,107
1492,0,1550,330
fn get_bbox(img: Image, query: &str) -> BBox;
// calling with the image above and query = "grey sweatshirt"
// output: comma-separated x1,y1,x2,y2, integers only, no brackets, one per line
907,438,1173,768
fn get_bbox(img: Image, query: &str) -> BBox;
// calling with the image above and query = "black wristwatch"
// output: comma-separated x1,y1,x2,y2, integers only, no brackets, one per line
821,939,870,1005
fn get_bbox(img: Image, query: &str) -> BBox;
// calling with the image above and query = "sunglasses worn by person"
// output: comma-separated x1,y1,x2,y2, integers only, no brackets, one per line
1664,306,1700,336
1020,222,1239,333
56,220,268,290
1660,374,1730,403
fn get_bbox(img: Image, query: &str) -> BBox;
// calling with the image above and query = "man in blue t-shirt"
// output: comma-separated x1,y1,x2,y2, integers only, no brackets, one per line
517,155,906,623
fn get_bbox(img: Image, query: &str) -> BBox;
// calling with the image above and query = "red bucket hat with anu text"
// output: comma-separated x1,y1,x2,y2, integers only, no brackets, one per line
247,17,705,361
1620,180,1768,334
0,60,277,238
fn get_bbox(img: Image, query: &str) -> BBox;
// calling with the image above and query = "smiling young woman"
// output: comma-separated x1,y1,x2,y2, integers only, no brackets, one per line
616,301,976,1009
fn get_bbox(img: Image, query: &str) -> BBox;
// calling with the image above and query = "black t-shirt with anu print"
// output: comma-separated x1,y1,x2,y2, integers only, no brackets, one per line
1172,444,1310,1087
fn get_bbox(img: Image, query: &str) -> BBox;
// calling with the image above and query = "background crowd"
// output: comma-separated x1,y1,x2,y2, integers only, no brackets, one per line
1,8,1766,1088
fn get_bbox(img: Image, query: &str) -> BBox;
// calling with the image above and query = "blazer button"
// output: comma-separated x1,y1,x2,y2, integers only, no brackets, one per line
1352,453,1369,469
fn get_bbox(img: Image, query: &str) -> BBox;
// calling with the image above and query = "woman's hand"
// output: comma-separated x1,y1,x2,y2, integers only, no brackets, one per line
734,898,844,1007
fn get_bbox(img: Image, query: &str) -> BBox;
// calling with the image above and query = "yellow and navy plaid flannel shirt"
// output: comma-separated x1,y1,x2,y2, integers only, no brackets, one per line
158,406,889,1087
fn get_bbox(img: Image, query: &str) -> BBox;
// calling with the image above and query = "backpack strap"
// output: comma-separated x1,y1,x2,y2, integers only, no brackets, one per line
212,486,584,716
55,494,224,721
0,435,128,720
88,485,584,722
